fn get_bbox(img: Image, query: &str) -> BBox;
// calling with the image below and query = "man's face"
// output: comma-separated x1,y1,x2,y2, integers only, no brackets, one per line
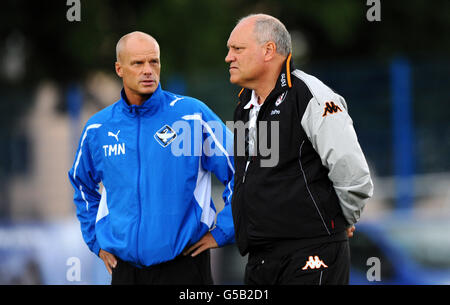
115,37,161,96
225,20,265,87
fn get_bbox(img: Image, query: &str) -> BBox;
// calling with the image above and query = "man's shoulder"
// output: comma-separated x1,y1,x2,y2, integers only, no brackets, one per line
290,69,339,106
164,92,201,106
291,69,348,116
163,91,216,116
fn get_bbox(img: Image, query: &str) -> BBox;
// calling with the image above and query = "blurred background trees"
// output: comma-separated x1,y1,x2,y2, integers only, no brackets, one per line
0,0,449,285
1,0,449,91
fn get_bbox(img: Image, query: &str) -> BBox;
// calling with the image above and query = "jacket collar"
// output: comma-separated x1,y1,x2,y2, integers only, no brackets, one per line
120,83,165,116
243,90,260,110
238,53,293,105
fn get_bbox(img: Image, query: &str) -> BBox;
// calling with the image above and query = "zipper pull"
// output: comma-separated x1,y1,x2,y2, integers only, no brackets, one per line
130,106,140,115
243,158,251,183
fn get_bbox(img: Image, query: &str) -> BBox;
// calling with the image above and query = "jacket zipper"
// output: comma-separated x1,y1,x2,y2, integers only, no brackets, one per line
242,99,270,184
299,140,331,235
134,106,143,265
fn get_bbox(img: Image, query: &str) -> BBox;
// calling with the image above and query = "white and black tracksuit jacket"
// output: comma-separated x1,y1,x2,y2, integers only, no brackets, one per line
231,54,374,256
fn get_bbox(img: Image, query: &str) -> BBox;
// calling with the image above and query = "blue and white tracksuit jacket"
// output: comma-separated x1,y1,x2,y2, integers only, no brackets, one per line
68,84,235,267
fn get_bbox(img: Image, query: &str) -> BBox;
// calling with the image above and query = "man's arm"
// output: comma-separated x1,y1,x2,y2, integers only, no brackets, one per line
183,106,235,256
68,123,103,256
301,94,374,228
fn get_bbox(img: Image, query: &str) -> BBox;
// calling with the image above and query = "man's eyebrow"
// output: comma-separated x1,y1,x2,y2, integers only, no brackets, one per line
130,56,159,62
227,43,244,49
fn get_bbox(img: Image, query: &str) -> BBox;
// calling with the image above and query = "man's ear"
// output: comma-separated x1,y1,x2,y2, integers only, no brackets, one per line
115,62,123,78
263,41,277,62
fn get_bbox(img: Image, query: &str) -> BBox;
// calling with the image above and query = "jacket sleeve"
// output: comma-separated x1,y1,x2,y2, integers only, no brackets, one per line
301,94,374,226
198,107,235,247
68,123,103,256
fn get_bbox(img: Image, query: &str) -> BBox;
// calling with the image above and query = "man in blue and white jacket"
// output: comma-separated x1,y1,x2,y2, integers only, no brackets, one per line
68,31,235,284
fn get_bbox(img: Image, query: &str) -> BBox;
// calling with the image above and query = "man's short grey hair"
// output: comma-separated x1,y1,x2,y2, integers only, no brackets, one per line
238,14,292,56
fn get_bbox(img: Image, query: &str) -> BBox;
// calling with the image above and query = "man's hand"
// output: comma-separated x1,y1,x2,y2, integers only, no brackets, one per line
346,225,356,238
183,232,218,257
99,249,117,274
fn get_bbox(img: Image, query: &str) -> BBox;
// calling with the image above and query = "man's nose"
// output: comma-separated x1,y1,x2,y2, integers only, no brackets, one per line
143,62,152,74
225,50,234,63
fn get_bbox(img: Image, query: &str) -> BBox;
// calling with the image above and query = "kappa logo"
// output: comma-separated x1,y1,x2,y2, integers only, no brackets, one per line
275,91,287,107
302,256,328,270
322,101,342,117
154,125,177,147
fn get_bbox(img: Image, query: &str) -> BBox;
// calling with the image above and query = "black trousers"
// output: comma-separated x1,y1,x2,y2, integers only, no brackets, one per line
111,250,213,285
245,236,350,285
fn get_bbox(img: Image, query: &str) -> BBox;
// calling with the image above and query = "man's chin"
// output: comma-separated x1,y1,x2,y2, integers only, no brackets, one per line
229,75,241,86
138,84,158,95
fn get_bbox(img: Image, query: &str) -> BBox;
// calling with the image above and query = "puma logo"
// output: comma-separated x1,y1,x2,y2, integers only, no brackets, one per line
108,130,120,142
170,96,184,106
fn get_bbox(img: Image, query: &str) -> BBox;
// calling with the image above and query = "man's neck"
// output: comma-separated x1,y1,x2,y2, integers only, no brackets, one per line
124,87,151,106
253,84,274,105
252,61,284,105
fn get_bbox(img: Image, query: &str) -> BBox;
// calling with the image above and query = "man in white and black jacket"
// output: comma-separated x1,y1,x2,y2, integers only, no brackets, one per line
225,14,374,285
